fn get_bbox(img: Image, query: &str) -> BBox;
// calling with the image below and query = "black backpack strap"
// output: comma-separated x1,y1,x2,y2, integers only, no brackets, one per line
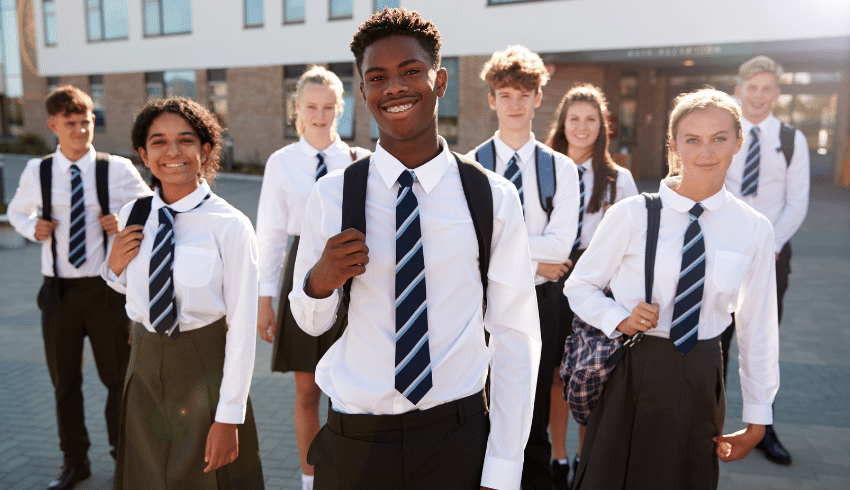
340,156,371,305
534,143,556,219
779,123,796,167
126,196,153,227
95,152,110,251
473,138,497,172
40,155,59,279
453,152,494,313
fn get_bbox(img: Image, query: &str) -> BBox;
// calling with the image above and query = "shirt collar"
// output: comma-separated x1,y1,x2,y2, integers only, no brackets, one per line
742,112,778,136
493,131,536,168
297,135,346,158
54,145,96,173
577,157,592,173
153,179,212,213
374,136,452,195
659,176,729,213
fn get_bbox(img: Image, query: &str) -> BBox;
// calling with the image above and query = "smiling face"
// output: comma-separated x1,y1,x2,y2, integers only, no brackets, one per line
670,106,743,197
48,110,95,161
297,83,340,139
488,85,541,136
359,35,447,155
138,112,211,204
734,72,780,124
563,101,601,161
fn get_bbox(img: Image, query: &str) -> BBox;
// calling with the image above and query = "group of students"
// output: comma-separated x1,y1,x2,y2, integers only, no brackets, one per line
8,6,808,490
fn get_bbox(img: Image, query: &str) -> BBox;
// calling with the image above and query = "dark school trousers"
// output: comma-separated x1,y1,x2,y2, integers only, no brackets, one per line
308,391,489,490
720,242,791,382
38,276,131,466
521,282,560,490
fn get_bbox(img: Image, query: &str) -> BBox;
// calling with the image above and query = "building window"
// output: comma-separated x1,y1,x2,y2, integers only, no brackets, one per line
46,76,61,94
245,0,263,27
438,58,458,144
207,69,228,126
374,0,399,11
283,0,305,23
43,0,57,46
89,75,106,129
144,0,191,36
284,65,307,139
86,0,129,41
329,0,352,20
329,63,354,140
146,70,195,100
618,71,639,144
371,117,379,140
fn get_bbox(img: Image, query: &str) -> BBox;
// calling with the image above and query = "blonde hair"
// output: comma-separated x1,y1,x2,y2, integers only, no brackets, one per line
292,66,345,137
737,55,782,85
666,88,742,177
480,45,549,93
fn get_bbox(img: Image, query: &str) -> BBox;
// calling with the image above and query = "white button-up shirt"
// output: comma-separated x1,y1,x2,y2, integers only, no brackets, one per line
103,181,259,425
573,158,639,250
724,113,810,253
289,138,541,489
256,136,370,296
564,178,779,425
8,146,152,278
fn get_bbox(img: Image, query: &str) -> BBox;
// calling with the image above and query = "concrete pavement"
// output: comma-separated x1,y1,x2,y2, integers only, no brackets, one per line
1,152,849,489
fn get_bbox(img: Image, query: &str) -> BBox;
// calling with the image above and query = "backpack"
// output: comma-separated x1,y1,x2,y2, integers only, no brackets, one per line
778,123,796,167
340,153,494,313
473,138,556,219
39,153,111,278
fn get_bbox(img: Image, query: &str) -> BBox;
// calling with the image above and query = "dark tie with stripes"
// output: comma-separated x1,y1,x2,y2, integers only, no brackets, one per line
68,164,86,268
572,166,586,253
316,152,327,180
149,206,179,338
504,153,523,208
670,203,706,355
742,127,760,197
394,170,432,405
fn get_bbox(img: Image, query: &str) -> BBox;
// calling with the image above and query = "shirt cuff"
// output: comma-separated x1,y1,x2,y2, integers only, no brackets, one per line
742,403,773,425
259,281,279,297
601,306,630,338
214,401,247,424
101,263,127,294
480,455,523,490
23,220,39,242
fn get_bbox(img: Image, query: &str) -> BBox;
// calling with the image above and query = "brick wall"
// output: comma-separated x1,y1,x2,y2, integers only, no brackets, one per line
227,66,285,163
99,72,146,156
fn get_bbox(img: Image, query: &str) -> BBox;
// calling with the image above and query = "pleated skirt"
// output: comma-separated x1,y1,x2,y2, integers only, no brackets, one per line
573,335,725,490
116,319,264,489
271,236,348,373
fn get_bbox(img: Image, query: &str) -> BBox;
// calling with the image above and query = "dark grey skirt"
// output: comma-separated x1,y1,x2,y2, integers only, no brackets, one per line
117,319,264,490
574,334,725,490
271,236,348,373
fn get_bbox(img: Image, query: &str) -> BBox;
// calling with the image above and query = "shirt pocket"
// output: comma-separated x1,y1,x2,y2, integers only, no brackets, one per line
174,246,218,288
711,250,751,293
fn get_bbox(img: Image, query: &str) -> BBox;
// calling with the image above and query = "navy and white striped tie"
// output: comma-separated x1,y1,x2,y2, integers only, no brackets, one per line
572,166,586,253
394,170,432,405
504,153,523,208
670,203,706,355
316,152,327,180
149,206,179,337
68,164,87,268
741,127,760,197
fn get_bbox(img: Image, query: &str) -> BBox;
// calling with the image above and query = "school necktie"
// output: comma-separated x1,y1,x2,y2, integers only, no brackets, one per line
741,127,760,197
504,153,523,208
572,166,586,254
670,203,705,355
150,206,180,338
68,164,87,268
316,152,327,180
394,170,432,405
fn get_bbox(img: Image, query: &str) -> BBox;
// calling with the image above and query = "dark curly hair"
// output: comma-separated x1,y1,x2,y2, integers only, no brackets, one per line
131,97,223,189
350,7,441,78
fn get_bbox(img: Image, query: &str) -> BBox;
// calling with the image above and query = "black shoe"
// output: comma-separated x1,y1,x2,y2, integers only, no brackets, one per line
755,425,792,465
47,459,91,490
569,456,579,489
551,459,569,490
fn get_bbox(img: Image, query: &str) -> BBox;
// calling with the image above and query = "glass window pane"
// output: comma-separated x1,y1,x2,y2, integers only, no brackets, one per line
164,70,196,98
338,81,354,139
162,0,191,34
284,0,305,23
245,0,263,26
103,0,129,39
88,10,103,41
374,0,399,11
440,58,458,117
144,1,161,35
43,1,57,46
371,116,379,140
330,0,353,19
147,82,163,100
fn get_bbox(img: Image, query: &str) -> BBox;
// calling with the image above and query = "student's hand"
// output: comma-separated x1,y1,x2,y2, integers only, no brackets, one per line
204,422,238,473
305,228,369,299
564,259,574,273
616,302,659,336
775,253,780,261
257,296,276,343
108,224,144,276
714,423,765,462
34,218,58,241
537,262,570,280
99,213,120,235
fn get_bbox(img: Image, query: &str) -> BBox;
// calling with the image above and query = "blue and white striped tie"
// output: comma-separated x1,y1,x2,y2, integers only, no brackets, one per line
68,164,86,268
572,166,586,254
504,153,523,208
670,203,705,355
741,127,760,197
149,206,179,337
394,170,432,405
316,152,327,180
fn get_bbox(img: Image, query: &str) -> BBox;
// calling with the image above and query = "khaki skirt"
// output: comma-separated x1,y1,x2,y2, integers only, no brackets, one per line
573,335,725,490
271,236,348,373
116,319,264,489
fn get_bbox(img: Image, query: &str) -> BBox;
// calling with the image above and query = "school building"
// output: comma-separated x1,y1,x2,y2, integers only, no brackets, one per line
8,0,850,183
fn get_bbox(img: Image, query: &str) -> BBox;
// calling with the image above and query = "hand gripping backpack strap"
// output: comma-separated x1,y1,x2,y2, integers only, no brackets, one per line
126,196,153,227
534,143,557,219
779,123,796,167
40,155,60,280
453,152,494,314
95,152,110,251
473,138,497,172
340,156,371,309
603,192,662,368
